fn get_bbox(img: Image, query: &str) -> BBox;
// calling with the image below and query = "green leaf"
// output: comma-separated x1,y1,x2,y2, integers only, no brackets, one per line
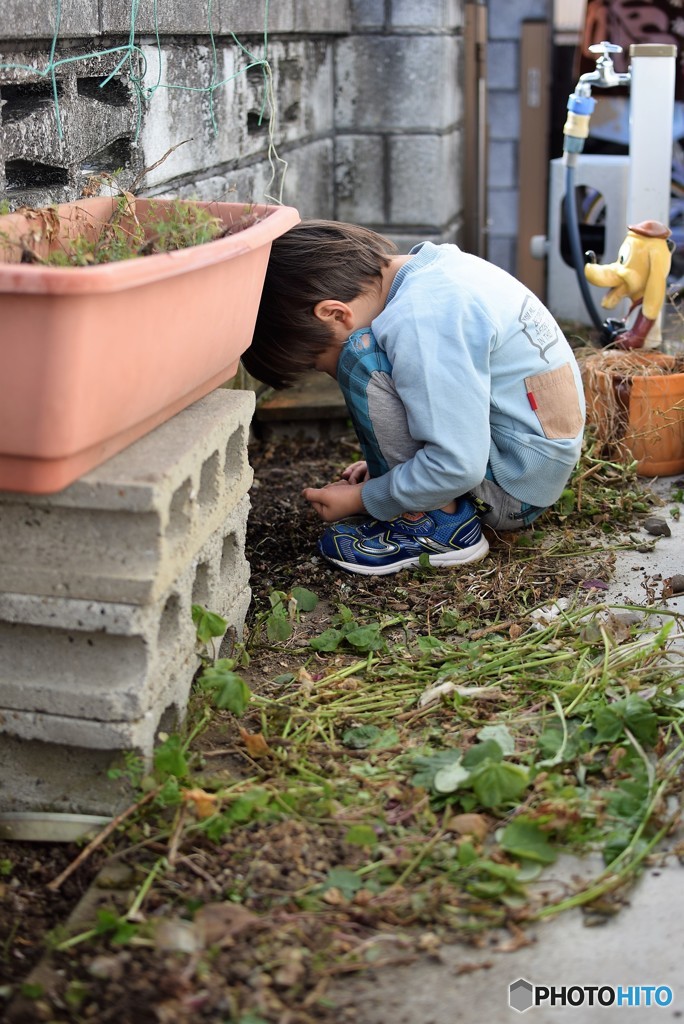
417,635,447,653
557,488,576,515
20,983,44,999
477,724,515,755
500,818,558,864
411,749,463,790
200,660,251,714
345,623,385,651
433,759,471,794
266,612,292,642
345,824,378,847
154,735,188,780
623,695,658,746
192,604,227,644
291,586,318,612
310,628,344,652
470,762,529,808
462,739,504,769
322,867,363,899
342,725,382,749
592,706,624,743
593,696,658,747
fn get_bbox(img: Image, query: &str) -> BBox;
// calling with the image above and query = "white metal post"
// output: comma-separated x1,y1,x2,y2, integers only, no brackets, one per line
627,43,677,227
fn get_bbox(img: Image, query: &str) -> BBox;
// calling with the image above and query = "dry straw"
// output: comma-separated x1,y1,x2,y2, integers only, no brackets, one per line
580,349,684,473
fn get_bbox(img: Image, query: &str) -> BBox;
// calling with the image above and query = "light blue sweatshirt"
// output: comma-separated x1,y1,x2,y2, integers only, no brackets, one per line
361,242,586,522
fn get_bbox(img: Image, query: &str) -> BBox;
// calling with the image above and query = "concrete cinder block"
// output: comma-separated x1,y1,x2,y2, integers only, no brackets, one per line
487,235,516,274
488,139,517,189
0,735,134,815
0,48,142,205
0,496,251,724
0,1,99,39
335,36,460,131
279,139,335,217
335,134,385,224
388,130,460,226
101,0,219,34
138,43,243,188
349,0,386,29
390,0,463,30
218,0,350,35
487,0,551,40
487,41,518,90
0,389,255,604
488,90,521,141
488,186,519,237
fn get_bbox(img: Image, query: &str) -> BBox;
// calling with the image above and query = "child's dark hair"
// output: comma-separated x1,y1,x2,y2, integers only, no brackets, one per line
242,219,397,389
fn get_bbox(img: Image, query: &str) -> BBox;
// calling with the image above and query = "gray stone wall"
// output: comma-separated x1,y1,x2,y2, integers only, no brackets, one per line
0,1,549,267
0,0,467,249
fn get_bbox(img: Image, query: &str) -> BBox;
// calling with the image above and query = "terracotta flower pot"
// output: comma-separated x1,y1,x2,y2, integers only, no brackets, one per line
583,350,684,476
0,197,299,493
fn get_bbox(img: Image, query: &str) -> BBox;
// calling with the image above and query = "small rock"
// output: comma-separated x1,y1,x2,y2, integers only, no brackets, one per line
643,516,672,537
668,574,684,596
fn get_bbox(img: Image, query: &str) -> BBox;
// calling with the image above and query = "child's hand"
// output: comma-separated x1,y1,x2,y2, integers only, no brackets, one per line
302,481,365,522
341,460,369,485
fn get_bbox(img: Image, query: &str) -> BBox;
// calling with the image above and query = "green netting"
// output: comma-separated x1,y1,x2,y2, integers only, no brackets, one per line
0,0,287,201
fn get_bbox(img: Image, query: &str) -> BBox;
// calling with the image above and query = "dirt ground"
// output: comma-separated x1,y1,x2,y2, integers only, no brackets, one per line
0,428,675,1024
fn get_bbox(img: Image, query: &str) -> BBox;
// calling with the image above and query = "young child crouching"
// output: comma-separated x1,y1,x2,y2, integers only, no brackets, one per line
242,221,586,576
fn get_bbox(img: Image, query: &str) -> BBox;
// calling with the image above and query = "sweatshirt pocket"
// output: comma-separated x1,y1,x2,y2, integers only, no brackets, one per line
524,362,584,440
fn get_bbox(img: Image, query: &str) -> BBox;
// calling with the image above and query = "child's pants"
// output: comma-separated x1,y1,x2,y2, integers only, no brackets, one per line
336,329,546,531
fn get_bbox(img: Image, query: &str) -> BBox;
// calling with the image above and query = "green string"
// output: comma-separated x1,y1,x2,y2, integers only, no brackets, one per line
0,0,286,202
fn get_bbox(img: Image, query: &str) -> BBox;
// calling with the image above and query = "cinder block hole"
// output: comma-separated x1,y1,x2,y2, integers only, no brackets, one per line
158,593,181,647
155,702,180,740
5,159,68,192
246,64,267,86
247,110,269,134
192,562,211,608
283,102,300,122
80,137,132,178
221,531,238,578
0,622,146,690
77,76,130,106
1,81,64,123
224,425,244,481
169,477,193,538
198,452,219,506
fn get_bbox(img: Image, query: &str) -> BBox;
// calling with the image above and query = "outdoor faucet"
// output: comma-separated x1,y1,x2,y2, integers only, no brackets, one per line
576,41,632,96
563,41,631,160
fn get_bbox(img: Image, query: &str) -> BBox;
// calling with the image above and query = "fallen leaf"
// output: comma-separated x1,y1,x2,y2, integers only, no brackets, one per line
239,727,273,758
450,813,489,841
194,902,259,947
182,788,218,819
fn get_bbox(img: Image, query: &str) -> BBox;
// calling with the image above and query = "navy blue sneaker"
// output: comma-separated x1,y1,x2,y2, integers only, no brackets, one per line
317,499,489,576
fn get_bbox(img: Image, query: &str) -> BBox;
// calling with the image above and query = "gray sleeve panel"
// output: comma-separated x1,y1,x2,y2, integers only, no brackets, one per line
366,371,422,470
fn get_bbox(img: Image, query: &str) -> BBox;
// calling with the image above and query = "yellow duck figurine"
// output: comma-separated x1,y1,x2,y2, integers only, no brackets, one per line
584,219,673,349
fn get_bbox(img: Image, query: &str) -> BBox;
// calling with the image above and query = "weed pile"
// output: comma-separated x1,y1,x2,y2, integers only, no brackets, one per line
2,435,684,1024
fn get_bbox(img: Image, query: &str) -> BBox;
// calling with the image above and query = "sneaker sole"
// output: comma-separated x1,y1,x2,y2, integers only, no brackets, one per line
321,535,490,576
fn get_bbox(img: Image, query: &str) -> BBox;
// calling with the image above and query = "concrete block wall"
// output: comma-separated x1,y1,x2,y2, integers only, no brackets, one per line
0,1,473,248
0,1,348,216
486,0,552,273
336,0,465,248
0,390,255,815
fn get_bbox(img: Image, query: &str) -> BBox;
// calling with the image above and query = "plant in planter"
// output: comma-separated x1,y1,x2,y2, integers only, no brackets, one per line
0,193,299,494
582,349,684,476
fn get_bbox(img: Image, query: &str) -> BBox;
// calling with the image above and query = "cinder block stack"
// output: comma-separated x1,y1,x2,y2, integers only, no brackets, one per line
0,389,255,814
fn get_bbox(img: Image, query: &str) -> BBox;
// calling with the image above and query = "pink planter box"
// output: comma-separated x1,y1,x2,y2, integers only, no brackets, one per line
0,198,299,493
